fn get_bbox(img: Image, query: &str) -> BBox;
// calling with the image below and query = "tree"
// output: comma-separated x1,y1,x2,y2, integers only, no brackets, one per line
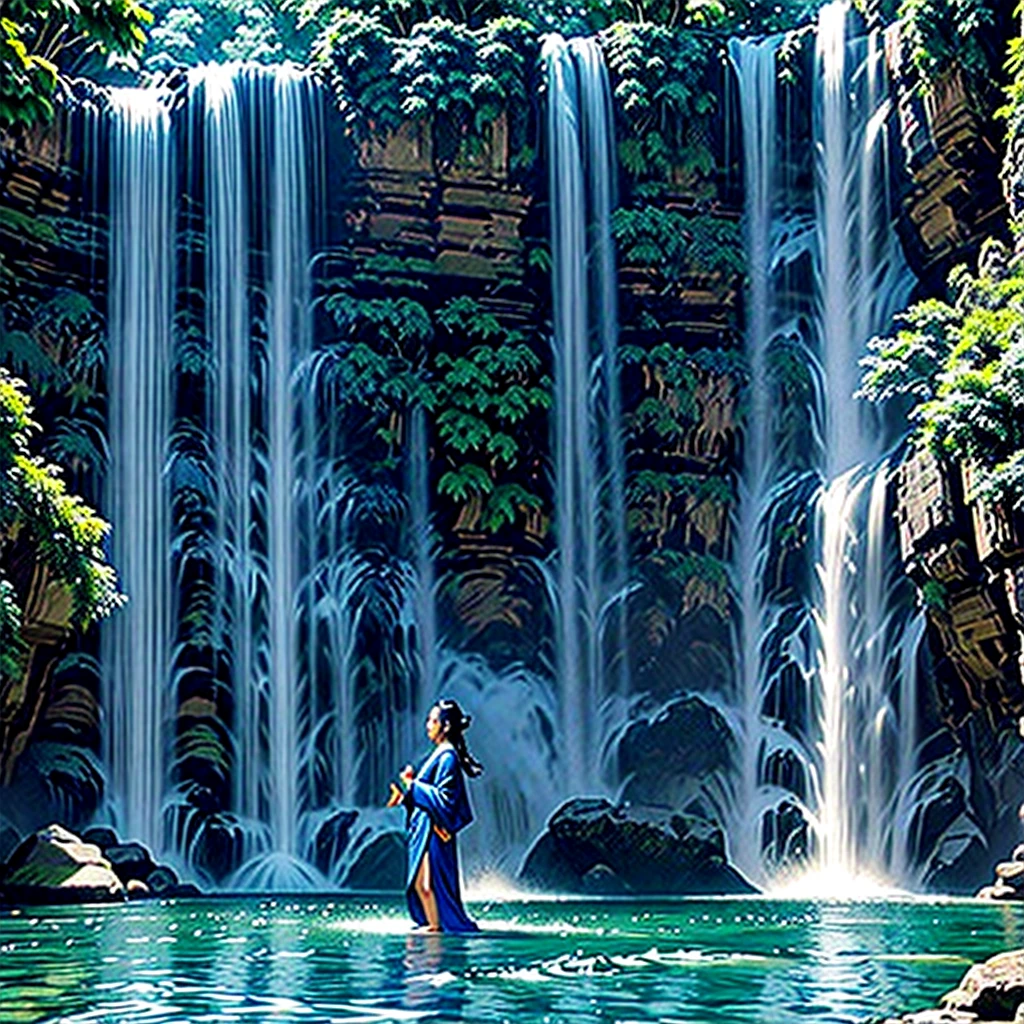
1,0,151,127
0,368,123,777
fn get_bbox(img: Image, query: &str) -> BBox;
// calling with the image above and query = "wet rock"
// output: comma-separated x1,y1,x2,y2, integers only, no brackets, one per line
976,882,1018,901
942,949,1024,1019
925,830,991,895
169,882,202,898
313,809,359,877
342,830,406,891
520,798,756,896
616,696,733,809
126,879,150,899
882,1011,980,1024
995,862,1024,886
0,825,21,865
105,843,155,885
0,824,125,904
580,863,628,896
146,866,180,896
81,827,119,851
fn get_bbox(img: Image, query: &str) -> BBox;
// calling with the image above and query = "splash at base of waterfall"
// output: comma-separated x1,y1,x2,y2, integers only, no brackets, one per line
769,865,908,899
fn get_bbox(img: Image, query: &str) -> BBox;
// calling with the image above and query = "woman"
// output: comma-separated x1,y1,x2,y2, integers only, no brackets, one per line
399,699,482,933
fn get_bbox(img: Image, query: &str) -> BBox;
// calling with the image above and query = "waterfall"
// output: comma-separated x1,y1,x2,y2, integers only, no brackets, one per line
265,66,311,863
408,403,437,726
733,1,918,887
544,35,627,795
104,87,174,855
201,65,258,844
574,38,631,708
730,35,783,885
186,64,324,886
811,1,916,883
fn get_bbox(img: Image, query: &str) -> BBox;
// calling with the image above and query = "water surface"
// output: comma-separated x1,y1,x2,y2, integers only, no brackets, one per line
1,895,1020,1023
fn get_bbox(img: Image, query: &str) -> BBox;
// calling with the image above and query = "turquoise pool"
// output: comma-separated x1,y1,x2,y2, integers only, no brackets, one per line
1,894,1020,1023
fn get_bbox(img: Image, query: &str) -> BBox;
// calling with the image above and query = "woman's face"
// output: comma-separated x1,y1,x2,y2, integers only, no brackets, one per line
426,705,445,744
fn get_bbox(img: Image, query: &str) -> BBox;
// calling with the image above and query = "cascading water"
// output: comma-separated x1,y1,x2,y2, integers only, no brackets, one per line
733,1,920,887
185,64,324,886
265,65,313,872
811,0,917,884
729,35,783,885
543,35,629,795
103,87,174,855
201,65,258,846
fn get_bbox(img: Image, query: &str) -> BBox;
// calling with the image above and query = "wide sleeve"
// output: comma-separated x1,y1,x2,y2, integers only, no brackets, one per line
406,750,463,831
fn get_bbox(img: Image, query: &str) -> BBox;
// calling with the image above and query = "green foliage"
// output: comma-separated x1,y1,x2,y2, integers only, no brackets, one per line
860,240,1024,508
1000,13,1024,199
0,369,124,655
432,297,549,531
612,206,744,288
602,22,717,184
320,254,550,533
313,10,537,162
1,0,151,127
920,578,948,611
141,0,316,69
623,340,743,446
627,469,733,508
896,0,1004,103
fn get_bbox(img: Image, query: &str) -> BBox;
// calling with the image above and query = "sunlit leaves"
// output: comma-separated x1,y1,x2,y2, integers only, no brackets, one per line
1,0,152,127
314,9,538,159
860,241,1024,509
896,0,1001,103
0,369,124,656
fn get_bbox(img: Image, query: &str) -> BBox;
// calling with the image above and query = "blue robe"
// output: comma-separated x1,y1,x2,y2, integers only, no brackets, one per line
404,744,479,933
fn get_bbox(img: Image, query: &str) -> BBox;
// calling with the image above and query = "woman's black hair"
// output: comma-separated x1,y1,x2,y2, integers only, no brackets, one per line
436,699,483,778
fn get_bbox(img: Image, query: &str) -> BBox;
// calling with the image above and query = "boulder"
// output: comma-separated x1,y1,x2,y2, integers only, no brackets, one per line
941,950,1024,1020
146,866,180,896
126,879,150,899
519,798,756,896
995,862,1024,886
0,824,125,904
105,842,155,885
616,696,733,809
81,827,119,851
580,863,628,896
342,830,406,891
882,1011,982,1024
976,882,1019,901
312,809,359,877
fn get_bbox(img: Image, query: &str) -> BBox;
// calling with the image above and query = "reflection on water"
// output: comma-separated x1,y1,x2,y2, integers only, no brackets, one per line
0,896,1020,1023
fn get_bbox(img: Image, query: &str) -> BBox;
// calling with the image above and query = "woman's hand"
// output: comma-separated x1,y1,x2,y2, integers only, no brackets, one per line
400,765,414,789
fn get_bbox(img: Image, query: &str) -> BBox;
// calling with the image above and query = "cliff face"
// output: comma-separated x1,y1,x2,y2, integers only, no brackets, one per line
888,15,1024,888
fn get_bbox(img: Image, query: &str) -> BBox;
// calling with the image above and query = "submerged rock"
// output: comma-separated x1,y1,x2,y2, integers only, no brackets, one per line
519,798,756,896
0,824,125,904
